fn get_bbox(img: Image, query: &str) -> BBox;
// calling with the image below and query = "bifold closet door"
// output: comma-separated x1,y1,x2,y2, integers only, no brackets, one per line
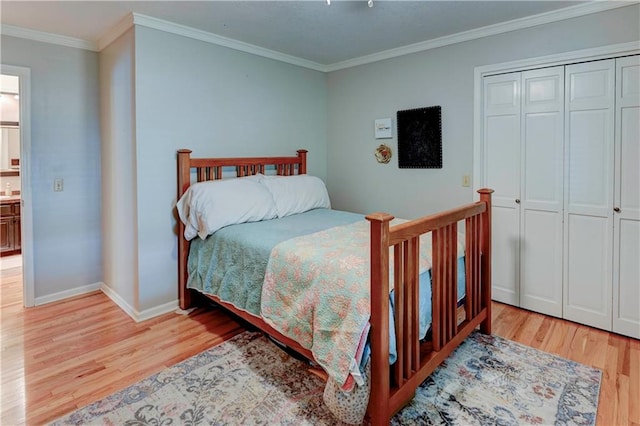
563,59,615,331
519,67,564,317
613,55,640,339
483,73,521,305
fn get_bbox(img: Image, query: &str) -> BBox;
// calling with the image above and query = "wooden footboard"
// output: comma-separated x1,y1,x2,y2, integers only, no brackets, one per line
176,149,492,425
366,188,492,425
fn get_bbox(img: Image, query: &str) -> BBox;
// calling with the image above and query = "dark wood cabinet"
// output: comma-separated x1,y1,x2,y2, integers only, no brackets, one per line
0,200,21,256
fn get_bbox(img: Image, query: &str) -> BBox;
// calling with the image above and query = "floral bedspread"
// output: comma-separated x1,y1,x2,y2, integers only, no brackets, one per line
260,219,439,388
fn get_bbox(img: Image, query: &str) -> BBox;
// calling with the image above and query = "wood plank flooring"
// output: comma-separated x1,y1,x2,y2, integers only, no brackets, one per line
1,267,638,425
0,267,245,424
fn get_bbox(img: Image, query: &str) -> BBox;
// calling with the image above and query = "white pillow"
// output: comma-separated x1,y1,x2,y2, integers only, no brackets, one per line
261,174,331,218
176,177,277,240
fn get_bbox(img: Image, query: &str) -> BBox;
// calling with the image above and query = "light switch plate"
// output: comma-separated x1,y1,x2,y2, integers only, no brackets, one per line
374,118,392,139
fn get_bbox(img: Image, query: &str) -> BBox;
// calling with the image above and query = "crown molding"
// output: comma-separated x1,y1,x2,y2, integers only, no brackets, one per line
129,13,328,72
0,24,97,51
325,1,636,72
97,13,135,51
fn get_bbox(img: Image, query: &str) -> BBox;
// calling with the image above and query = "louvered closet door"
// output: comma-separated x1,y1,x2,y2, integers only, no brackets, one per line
613,55,640,339
483,73,521,305
519,67,565,317
563,59,615,330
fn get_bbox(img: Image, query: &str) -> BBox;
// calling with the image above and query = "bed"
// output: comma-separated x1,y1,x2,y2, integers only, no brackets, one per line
176,148,493,425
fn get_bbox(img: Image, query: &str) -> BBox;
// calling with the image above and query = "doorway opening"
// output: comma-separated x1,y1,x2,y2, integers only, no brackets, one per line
1,74,23,305
1,65,33,307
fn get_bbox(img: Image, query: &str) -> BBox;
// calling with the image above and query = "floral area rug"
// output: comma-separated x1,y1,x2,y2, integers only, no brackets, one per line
390,332,601,425
51,330,601,426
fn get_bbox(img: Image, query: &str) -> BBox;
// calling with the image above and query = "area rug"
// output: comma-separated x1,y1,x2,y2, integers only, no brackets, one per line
51,330,601,426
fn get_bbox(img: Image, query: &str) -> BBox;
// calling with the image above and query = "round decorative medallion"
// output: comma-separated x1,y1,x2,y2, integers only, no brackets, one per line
375,144,392,164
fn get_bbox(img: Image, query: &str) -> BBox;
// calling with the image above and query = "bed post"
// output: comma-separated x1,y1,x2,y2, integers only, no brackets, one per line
366,211,394,426
297,149,308,174
177,149,193,310
478,188,493,334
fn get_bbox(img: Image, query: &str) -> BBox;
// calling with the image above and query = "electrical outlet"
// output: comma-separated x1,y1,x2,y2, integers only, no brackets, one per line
462,175,471,187
54,178,64,192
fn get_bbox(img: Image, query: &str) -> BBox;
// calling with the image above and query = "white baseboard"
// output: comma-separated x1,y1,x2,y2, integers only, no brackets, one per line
100,283,137,319
34,282,103,306
135,300,179,322
33,282,179,323
100,283,178,322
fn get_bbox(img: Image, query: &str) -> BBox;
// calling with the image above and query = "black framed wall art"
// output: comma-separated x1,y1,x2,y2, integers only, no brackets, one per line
396,105,442,169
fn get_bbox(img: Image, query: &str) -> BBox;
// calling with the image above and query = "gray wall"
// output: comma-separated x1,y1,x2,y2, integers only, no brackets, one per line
326,4,640,219
1,36,102,299
100,28,137,310
133,26,327,311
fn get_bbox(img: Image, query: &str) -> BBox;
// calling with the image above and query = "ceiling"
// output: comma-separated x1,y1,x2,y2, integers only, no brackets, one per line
0,1,624,67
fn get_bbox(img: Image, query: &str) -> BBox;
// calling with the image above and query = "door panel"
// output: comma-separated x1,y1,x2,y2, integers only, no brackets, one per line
486,116,519,198
567,109,613,214
565,214,612,329
615,220,640,336
563,60,615,331
523,112,563,205
619,107,640,212
483,73,520,305
491,207,519,305
613,55,640,338
520,67,564,316
520,209,563,316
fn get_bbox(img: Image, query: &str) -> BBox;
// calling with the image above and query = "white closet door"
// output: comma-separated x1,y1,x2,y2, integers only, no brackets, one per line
483,73,521,305
613,55,640,338
519,67,565,317
563,59,615,330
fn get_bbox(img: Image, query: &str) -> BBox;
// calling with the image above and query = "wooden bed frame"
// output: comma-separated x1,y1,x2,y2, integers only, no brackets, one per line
177,148,493,425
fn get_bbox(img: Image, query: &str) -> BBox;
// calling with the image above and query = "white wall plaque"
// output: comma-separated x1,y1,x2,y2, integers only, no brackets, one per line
374,118,392,139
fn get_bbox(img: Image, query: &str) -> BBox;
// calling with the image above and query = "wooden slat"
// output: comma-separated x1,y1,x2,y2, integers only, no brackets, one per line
393,244,404,386
404,240,413,379
408,237,420,374
465,215,477,318
475,216,480,316
447,225,453,341
449,223,458,339
432,229,442,351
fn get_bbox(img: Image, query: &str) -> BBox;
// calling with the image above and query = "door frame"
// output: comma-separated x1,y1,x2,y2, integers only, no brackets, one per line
1,64,34,307
473,40,640,194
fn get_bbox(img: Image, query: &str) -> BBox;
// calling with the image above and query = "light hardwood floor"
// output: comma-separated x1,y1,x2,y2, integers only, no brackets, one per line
1,267,638,425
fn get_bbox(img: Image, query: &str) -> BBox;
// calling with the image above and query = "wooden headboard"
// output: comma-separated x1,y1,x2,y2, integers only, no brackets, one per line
176,148,308,308
177,148,308,198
